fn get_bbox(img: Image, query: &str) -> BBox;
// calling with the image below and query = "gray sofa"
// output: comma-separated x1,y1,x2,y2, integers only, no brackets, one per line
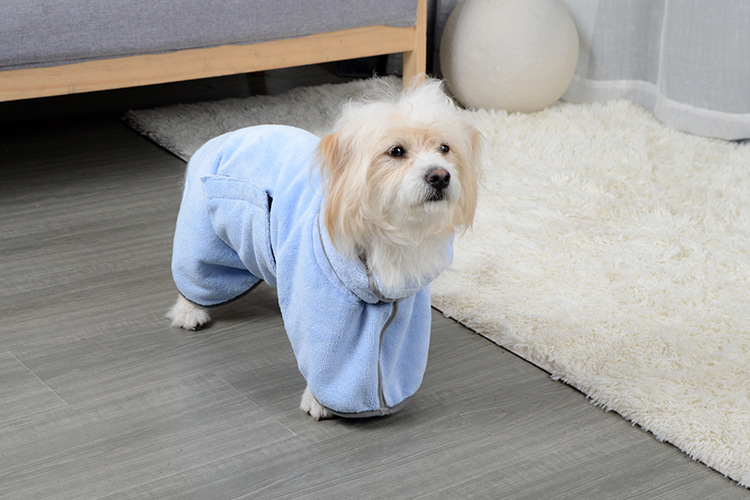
0,0,426,101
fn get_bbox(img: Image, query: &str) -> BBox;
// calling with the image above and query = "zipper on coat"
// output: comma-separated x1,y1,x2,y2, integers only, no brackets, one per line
377,300,399,412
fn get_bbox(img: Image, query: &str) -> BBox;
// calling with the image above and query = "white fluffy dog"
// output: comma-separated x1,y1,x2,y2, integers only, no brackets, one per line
167,78,480,420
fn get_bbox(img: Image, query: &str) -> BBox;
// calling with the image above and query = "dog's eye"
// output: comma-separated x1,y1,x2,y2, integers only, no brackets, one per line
387,146,406,158
439,144,450,154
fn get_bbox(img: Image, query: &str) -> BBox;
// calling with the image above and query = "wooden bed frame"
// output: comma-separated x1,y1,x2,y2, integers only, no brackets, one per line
1,0,426,101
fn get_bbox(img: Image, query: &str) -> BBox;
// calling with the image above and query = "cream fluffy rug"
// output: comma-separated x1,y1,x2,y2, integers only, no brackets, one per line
126,77,750,487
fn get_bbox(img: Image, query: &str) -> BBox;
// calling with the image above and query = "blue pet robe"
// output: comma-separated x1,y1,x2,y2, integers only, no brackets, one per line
172,125,452,417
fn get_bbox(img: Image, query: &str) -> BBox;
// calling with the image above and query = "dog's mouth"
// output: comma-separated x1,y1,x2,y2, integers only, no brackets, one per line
425,190,447,202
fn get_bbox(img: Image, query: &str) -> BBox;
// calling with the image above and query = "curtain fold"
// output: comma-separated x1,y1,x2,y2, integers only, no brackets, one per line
560,0,750,140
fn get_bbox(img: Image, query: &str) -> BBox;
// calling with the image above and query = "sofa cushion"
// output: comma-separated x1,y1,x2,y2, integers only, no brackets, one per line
0,0,418,70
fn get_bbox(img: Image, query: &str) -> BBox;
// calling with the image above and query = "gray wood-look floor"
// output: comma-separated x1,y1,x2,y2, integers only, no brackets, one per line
1,67,747,499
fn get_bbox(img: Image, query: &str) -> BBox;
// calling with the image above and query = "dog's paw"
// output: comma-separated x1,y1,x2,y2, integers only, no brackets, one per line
300,386,333,421
166,295,211,330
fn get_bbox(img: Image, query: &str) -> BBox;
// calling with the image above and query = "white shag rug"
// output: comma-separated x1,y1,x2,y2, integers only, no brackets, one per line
126,77,750,487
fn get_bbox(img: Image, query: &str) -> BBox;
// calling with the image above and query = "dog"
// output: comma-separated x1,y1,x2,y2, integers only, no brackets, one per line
167,78,481,420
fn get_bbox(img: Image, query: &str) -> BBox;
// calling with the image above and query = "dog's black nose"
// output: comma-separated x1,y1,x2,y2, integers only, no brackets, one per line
425,168,451,190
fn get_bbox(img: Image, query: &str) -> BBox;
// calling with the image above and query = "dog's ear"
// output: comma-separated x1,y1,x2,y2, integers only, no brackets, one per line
318,131,346,180
454,124,483,230
317,131,354,248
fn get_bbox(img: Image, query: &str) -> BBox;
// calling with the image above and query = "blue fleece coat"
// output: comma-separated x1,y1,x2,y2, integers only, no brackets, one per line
172,125,452,417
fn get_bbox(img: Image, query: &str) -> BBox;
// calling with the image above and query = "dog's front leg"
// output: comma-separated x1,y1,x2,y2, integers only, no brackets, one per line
166,294,211,330
300,386,333,421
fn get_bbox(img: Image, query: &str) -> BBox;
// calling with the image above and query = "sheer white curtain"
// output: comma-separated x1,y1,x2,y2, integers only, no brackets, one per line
559,0,750,140
432,0,750,139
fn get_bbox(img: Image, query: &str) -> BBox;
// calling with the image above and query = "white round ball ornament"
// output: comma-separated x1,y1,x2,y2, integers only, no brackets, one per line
440,0,579,112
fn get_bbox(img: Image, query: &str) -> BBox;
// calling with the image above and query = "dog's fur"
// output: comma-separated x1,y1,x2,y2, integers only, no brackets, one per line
167,78,481,420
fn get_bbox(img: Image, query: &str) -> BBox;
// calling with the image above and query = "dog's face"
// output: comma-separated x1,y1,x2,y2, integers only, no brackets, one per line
318,80,481,256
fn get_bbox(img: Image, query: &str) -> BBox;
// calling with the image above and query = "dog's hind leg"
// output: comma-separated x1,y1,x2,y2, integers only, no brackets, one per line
166,294,211,330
